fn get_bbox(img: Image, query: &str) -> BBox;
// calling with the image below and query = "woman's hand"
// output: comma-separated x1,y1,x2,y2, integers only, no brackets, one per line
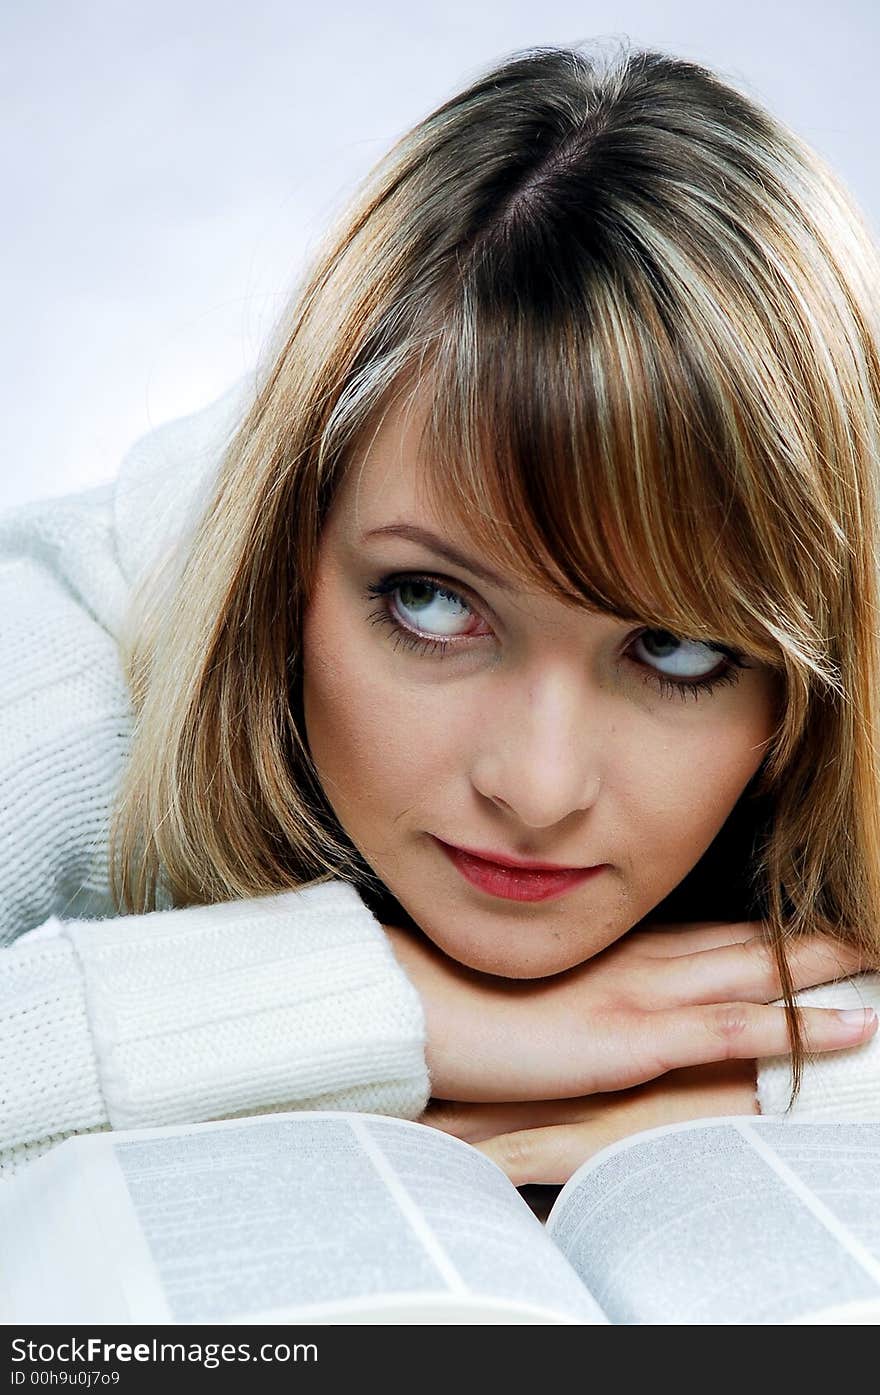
420,1059,760,1186
385,918,874,1103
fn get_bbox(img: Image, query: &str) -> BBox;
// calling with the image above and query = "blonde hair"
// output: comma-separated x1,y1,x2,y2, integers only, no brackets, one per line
110,41,880,1104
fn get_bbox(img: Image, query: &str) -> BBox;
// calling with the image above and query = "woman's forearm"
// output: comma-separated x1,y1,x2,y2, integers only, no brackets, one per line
1,882,431,1180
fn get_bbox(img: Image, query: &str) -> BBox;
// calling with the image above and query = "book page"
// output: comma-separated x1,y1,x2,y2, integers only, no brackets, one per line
0,1111,605,1325
545,1116,880,1325
357,1119,604,1323
0,1140,137,1323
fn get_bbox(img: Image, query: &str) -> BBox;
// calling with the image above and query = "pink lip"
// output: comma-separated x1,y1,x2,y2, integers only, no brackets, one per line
438,839,591,871
433,837,606,903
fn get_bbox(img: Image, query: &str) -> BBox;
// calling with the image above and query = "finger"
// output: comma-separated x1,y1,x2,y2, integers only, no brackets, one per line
639,1002,878,1079
637,922,873,972
634,921,761,957
423,1097,599,1142
476,1062,769,1183
475,1123,605,1186
420,1100,540,1143
649,935,868,1008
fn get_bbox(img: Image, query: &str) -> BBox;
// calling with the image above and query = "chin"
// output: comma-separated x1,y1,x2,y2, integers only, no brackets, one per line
432,933,581,981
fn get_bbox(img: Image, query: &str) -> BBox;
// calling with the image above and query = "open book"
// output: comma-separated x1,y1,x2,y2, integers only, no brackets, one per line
2,1111,879,1324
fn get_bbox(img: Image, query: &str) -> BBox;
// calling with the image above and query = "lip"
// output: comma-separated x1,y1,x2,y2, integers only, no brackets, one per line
434,838,592,872
432,836,606,904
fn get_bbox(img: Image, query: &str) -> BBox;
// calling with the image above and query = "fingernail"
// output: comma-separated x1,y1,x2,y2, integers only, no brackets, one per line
836,1008,876,1030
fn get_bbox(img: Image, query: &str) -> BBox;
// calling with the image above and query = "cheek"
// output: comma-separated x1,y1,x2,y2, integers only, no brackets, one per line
301,582,449,833
620,701,774,903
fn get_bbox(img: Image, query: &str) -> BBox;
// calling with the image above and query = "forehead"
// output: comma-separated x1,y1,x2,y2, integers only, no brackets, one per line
324,386,663,616
336,391,436,537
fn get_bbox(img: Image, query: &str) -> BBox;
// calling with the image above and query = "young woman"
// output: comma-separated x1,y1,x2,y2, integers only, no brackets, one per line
3,42,879,1186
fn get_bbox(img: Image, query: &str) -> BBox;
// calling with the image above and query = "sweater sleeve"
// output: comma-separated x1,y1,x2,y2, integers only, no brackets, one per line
0,404,430,1182
756,972,880,1117
1,885,430,1181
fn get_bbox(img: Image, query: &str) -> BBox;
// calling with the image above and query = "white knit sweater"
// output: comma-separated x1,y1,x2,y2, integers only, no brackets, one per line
2,381,878,1182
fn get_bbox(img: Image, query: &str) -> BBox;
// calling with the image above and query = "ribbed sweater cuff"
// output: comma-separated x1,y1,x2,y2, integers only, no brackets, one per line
61,882,431,1130
0,932,108,1149
756,972,880,1117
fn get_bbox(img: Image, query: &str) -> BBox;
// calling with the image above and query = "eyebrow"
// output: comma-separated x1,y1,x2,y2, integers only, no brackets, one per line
360,523,518,594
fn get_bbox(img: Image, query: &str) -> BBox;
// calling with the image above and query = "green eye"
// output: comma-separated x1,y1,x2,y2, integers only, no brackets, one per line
363,574,747,701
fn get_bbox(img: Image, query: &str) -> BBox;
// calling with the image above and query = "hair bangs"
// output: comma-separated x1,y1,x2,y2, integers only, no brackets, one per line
412,243,803,677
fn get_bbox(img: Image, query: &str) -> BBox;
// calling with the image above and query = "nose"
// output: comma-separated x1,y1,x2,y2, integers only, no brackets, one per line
469,664,605,828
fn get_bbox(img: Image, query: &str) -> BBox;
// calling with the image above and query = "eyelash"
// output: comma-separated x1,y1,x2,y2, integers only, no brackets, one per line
363,572,749,703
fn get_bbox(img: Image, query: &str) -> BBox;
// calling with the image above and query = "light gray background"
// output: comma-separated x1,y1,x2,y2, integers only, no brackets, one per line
3,1,876,512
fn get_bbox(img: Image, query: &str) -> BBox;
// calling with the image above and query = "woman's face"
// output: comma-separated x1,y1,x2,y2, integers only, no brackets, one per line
302,395,782,978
